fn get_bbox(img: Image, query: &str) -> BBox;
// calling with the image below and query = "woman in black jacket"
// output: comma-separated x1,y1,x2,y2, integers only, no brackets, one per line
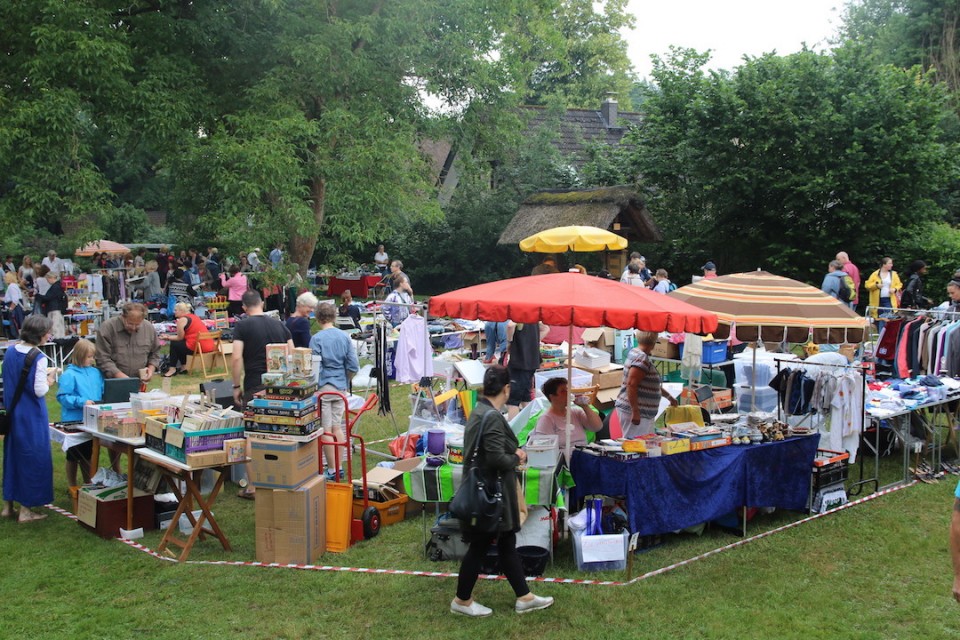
901,259,932,309
451,365,554,617
35,272,68,338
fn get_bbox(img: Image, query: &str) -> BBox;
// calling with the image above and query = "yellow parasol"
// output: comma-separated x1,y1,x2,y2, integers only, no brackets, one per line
519,225,628,253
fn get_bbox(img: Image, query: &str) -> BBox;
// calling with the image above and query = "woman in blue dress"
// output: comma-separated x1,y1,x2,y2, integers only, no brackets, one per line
2,314,55,523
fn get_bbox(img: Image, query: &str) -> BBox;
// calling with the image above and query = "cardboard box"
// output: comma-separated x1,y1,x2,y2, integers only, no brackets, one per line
256,475,326,564
651,337,679,360
574,363,624,390
580,328,615,352
103,418,142,439
77,484,154,539
223,438,247,463
689,436,731,452
249,395,317,411
186,449,227,467
249,438,318,489
291,347,313,377
266,343,289,372
659,438,690,455
350,457,422,525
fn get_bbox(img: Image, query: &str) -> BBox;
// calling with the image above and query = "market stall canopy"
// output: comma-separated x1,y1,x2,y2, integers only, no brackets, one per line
668,271,867,344
498,186,663,245
75,240,130,256
519,225,628,253
428,272,718,334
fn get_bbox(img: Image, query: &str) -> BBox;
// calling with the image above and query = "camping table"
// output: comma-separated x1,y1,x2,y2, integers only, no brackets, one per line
327,275,382,298
74,423,145,531
865,391,960,490
570,435,819,537
135,447,244,562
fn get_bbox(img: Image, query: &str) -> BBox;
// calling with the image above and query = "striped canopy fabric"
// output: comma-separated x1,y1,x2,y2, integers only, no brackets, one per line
429,272,718,334
668,271,867,344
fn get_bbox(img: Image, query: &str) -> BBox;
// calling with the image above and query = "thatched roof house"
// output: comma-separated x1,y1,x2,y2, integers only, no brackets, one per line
498,186,662,246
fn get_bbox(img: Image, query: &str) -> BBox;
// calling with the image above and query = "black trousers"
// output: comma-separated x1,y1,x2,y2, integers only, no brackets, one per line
169,339,190,367
456,531,529,601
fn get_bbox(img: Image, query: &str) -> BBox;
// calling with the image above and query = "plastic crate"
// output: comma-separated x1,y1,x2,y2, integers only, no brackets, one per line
145,434,165,454
164,426,245,463
678,340,729,365
812,449,849,492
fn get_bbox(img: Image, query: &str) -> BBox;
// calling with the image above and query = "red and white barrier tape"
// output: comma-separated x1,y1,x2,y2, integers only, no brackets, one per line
45,480,916,587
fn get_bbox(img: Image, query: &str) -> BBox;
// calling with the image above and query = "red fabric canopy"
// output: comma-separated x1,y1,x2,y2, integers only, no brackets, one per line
428,272,718,334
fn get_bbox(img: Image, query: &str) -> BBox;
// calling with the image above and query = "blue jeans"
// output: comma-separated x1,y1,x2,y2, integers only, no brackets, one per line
484,321,508,360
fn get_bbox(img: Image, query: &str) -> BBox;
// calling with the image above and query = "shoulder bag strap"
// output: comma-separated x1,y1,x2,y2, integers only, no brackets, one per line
7,347,41,417
466,409,495,464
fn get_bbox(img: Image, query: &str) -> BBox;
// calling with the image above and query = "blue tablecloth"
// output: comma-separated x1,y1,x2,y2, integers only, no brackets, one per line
570,435,819,536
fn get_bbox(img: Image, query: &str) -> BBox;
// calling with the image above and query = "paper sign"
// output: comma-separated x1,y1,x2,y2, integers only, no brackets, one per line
629,533,640,552
580,533,626,563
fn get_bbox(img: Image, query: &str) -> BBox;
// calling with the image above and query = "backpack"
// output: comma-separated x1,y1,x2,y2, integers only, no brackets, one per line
837,274,854,303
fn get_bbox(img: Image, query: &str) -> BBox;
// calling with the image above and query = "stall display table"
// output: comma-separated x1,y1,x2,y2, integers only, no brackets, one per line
327,275,382,298
404,459,557,507
864,391,960,490
74,423,145,531
135,447,244,562
570,435,819,536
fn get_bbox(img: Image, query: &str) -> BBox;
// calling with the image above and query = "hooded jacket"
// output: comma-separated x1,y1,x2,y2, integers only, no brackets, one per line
820,270,846,300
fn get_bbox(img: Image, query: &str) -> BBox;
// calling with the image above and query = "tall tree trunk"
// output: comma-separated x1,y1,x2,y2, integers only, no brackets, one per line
290,177,325,277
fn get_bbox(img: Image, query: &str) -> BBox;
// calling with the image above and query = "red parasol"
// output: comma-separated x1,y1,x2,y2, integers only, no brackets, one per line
428,272,718,333
429,272,719,458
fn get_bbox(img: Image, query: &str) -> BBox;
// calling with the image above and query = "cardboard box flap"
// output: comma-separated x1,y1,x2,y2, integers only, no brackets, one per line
165,427,185,448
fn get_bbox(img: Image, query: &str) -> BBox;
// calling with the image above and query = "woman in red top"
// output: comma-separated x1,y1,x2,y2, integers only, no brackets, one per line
164,302,215,376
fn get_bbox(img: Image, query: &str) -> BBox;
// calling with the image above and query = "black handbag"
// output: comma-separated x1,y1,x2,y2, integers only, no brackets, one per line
448,412,504,532
0,348,42,437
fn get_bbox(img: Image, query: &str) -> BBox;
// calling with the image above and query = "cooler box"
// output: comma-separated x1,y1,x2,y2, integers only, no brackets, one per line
524,434,560,468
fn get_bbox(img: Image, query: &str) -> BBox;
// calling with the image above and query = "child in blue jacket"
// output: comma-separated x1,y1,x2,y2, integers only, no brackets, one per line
56,339,103,487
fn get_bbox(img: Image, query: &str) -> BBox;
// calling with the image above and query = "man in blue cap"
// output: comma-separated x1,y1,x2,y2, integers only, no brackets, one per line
701,261,718,279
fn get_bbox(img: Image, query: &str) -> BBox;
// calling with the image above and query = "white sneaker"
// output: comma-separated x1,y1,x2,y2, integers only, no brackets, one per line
450,599,493,617
515,594,553,614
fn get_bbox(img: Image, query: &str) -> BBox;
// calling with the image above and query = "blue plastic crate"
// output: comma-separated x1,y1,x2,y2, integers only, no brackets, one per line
678,340,729,365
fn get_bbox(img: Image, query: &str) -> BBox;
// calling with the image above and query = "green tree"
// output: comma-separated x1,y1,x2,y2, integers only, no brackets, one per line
525,0,637,109
839,0,960,92
3,0,621,275
626,47,958,283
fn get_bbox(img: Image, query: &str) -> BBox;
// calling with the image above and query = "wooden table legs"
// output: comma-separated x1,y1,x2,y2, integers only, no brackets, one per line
157,468,231,562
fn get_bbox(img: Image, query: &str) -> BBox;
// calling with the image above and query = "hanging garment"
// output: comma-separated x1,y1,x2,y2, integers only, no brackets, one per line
875,318,901,360
394,314,434,384
830,374,863,463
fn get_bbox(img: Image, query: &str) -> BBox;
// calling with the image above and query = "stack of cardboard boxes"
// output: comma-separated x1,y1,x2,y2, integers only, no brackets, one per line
246,342,328,564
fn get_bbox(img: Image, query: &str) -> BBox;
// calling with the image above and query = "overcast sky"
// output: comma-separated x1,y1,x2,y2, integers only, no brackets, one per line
624,0,845,79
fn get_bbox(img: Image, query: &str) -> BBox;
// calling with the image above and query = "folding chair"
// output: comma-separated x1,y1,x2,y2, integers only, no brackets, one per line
188,330,228,379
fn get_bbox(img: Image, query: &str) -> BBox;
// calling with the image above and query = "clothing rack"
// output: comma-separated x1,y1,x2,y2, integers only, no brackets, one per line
773,357,873,495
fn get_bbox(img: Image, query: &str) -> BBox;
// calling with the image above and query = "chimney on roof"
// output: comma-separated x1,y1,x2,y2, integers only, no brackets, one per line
601,94,618,128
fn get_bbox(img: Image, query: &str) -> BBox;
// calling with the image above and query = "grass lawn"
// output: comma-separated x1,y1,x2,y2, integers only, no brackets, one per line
2,370,960,638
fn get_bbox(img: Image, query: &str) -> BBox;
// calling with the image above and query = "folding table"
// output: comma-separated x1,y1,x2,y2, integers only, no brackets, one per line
135,447,245,562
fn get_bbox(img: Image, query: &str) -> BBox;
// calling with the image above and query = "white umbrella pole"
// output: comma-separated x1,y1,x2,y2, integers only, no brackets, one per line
751,341,757,412
566,324,573,464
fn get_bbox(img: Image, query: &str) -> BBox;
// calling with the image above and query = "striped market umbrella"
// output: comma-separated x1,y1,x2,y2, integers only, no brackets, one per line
668,271,867,344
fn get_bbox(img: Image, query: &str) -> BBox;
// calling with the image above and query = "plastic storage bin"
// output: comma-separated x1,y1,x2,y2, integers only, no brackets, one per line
678,340,729,365
533,368,593,395
572,530,629,572
735,384,779,413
